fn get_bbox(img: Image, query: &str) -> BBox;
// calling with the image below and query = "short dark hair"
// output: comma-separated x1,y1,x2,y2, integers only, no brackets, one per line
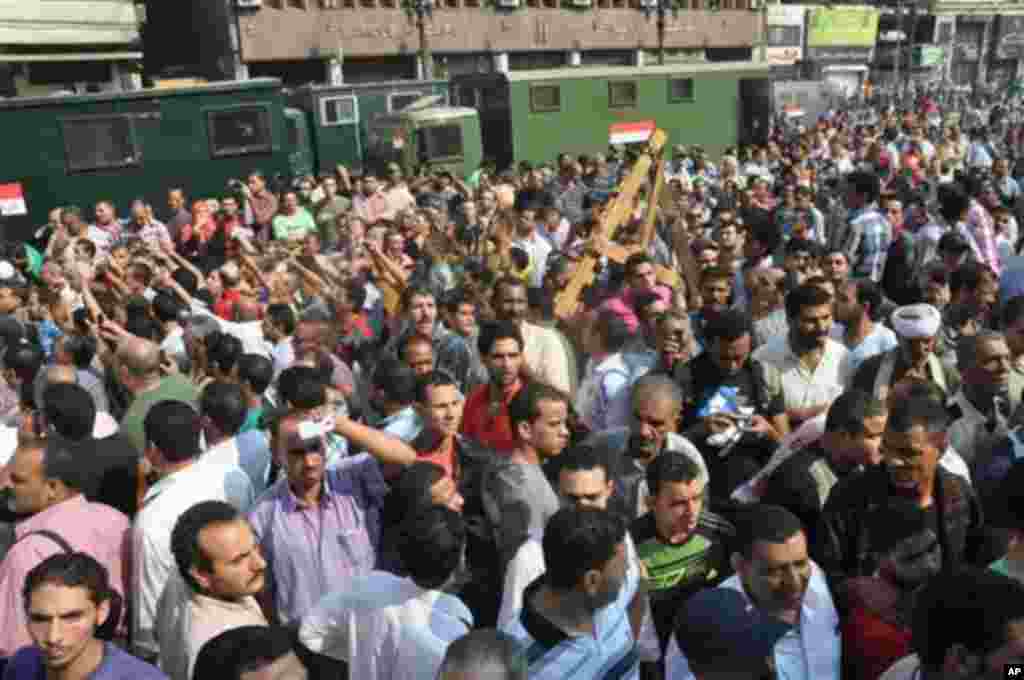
625,253,654,279
415,370,458,404
477,320,524,357
748,215,782,254
371,358,418,405
236,354,273,395
144,400,202,463
4,339,44,384
40,439,88,491
42,382,95,441
384,461,447,530
1003,295,1024,330
785,283,832,320
542,507,626,591
785,237,818,256
848,170,881,203
558,444,610,480
397,505,466,590
276,365,325,410
23,552,112,612
266,304,296,336
950,260,993,296
937,182,970,225
493,275,527,302
645,449,704,497
704,309,751,344
401,284,436,311
172,267,199,297
888,391,950,434
193,626,303,680
508,382,569,436
152,292,184,324
734,504,804,558
825,389,886,435
59,333,97,369
594,310,632,354
913,568,1024,670
171,500,241,594
206,332,243,375
201,381,247,437
853,279,885,322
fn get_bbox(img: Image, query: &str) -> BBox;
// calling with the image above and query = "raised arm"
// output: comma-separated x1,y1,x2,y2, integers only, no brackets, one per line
334,415,416,467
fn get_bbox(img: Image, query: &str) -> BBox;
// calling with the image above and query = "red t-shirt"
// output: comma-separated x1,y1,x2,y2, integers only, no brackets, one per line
213,288,242,320
460,383,521,454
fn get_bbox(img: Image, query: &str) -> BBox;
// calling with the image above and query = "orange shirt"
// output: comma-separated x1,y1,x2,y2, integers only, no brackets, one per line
416,437,457,480
460,382,522,454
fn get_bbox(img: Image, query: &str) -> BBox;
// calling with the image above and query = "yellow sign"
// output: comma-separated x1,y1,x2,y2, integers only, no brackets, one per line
807,6,880,48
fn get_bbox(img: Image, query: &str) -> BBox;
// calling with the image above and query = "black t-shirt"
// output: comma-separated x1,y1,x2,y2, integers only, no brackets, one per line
679,353,785,430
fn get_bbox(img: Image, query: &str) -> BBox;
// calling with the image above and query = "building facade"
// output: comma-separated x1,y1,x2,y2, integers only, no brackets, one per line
146,0,763,84
0,0,142,96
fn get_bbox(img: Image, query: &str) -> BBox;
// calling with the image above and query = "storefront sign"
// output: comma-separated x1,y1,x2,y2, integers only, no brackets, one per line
807,6,880,48
805,46,873,62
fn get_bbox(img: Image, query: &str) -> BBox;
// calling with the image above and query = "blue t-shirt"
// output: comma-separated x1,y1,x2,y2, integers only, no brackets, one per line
3,642,168,680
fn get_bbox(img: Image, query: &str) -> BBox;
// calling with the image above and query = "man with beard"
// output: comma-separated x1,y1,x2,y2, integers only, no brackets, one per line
833,279,899,374
752,284,850,427
492,277,570,394
678,309,787,499
852,303,959,402
585,374,708,520
500,507,646,680
689,267,732,354
949,260,999,330
461,321,527,454
666,504,841,680
947,332,1021,466
812,391,988,650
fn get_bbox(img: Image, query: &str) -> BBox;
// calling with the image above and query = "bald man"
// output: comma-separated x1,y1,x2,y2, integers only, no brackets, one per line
117,335,199,455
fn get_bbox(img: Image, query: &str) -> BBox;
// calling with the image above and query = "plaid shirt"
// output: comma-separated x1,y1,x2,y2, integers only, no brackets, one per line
844,203,891,281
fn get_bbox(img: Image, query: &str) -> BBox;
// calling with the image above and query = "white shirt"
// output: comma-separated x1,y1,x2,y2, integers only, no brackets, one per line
132,459,255,658
753,336,850,412
299,570,473,680
272,337,295,378
665,562,841,680
514,230,554,289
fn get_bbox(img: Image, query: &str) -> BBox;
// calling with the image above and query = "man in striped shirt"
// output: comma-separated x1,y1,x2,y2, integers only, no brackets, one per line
501,507,645,680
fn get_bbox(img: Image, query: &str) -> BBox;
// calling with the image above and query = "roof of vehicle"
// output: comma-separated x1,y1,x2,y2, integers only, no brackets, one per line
0,78,283,111
456,61,770,84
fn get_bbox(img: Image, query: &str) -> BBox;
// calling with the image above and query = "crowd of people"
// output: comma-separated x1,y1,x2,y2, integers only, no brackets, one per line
1,90,1024,680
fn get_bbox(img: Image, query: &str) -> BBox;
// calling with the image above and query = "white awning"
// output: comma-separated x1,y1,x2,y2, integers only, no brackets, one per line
0,51,141,63
823,64,869,72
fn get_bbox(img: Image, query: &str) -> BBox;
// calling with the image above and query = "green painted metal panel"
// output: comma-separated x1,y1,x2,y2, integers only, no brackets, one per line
0,79,295,240
506,65,759,165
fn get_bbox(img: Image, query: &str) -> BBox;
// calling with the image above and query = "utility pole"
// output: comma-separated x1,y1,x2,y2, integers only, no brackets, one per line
893,0,903,97
408,0,434,80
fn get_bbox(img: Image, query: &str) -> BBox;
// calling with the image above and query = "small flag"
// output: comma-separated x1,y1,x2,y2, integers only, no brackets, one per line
0,183,26,216
609,120,656,145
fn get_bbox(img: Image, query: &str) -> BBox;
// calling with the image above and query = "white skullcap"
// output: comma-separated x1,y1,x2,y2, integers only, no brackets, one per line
891,303,941,339
0,261,15,280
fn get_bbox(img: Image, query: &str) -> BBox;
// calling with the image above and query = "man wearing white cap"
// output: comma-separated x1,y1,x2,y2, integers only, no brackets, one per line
851,303,959,402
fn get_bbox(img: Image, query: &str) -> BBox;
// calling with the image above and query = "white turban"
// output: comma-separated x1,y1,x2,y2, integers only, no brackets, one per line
891,303,942,339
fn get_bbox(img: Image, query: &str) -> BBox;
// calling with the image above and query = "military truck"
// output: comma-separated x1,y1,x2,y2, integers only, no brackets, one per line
0,77,482,239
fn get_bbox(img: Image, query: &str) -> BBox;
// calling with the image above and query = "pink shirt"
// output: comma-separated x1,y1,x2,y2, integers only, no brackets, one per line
0,495,131,655
600,285,672,333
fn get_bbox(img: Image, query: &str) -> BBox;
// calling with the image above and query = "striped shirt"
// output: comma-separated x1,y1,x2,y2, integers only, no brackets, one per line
501,541,641,680
845,204,891,281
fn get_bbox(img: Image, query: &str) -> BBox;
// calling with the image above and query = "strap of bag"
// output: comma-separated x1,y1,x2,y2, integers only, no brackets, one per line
17,529,74,553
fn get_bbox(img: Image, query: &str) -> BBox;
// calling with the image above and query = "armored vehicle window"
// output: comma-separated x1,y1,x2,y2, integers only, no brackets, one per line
530,85,561,113
418,124,463,161
321,95,358,126
608,81,637,108
61,115,140,173
207,106,273,158
668,78,695,102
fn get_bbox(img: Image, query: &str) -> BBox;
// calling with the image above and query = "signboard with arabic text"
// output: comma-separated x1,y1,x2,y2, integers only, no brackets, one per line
807,6,880,48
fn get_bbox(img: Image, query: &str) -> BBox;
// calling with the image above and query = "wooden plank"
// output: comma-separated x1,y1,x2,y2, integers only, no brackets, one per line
554,129,667,320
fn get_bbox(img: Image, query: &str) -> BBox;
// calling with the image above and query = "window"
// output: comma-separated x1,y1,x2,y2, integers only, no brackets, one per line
61,115,140,173
937,22,953,43
530,84,561,112
388,91,425,112
207,106,273,157
668,77,694,102
765,25,801,46
608,81,637,108
417,124,463,161
320,95,358,126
